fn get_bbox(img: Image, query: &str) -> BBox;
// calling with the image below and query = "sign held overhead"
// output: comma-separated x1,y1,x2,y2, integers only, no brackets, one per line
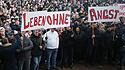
21,11,70,31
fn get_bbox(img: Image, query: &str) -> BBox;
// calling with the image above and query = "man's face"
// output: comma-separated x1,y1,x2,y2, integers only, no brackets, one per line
76,27,80,32
12,20,15,23
15,20,19,25
21,31,25,36
0,31,5,36
34,30,39,36
67,27,72,31
0,27,5,36
51,29,55,32
107,27,112,31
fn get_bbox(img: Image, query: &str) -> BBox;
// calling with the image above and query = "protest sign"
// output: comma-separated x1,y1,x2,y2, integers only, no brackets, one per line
118,4,125,17
88,6,119,22
21,11,70,31
43,11,70,29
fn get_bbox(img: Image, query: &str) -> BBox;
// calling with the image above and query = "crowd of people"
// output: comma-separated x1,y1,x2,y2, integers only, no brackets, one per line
0,0,125,70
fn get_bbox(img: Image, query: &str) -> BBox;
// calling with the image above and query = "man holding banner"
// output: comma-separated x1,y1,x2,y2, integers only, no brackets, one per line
87,5,120,65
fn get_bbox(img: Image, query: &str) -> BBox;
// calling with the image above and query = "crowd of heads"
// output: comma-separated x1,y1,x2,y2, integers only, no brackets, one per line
0,0,125,38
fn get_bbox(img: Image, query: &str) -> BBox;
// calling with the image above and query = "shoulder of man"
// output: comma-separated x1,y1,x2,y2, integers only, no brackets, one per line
54,31,59,34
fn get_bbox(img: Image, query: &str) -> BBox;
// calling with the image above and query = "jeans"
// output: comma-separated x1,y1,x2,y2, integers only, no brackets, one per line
31,56,41,70
46,49,58,69
18,58,31,70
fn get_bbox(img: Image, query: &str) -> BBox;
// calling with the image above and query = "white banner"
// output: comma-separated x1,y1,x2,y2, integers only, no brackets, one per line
21,11,70,31
43,11,70,29
118,4,125,17
88,6,120,22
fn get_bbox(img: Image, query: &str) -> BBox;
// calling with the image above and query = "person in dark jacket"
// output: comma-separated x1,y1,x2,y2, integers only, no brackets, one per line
85,24,100,64
10,19,19,31
96,24,107,64
30,30,43,70
118,17,125,70
0,29,20,70
120,33,125,70
61,27,74,68
16,31,33,70
105,26,114,64
74,26,86,62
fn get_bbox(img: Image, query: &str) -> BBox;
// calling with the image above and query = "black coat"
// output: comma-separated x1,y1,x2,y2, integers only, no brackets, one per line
86,27,100,47
98,30,107,48
0,34,20,60
105,30,113,48
30,35,42,57
61,30,75,48
74,31,86,46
